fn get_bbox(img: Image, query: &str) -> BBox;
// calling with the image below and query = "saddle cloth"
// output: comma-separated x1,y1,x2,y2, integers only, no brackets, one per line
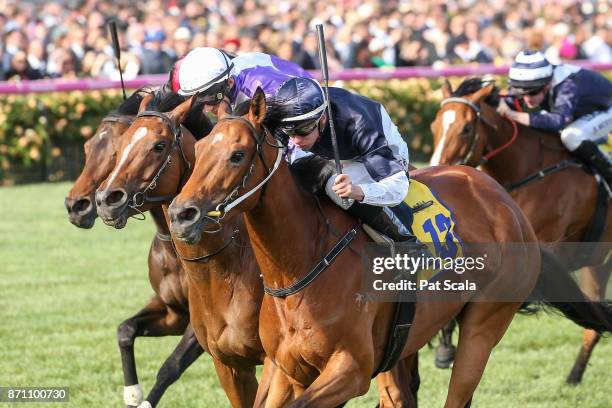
363,179,463,281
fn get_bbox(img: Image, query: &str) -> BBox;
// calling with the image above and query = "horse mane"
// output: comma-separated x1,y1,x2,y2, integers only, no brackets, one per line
452,76,500,106
113,87,156,115
143,88,213,140
288,154,336,196
145,87,185,112
183,100,214,140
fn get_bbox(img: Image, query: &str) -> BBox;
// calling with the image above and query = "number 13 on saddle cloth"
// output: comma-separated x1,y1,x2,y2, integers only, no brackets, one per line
404,179,464,282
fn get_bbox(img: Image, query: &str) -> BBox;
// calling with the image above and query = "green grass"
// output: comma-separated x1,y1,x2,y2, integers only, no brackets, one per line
1,182,611,407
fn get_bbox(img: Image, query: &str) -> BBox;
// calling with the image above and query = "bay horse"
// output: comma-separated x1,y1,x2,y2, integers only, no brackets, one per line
168,88,612,407
66,89,208,408
430,77,611,383
95,93,423,408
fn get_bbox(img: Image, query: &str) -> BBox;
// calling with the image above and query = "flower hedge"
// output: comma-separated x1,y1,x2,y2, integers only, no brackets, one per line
0,73,609,184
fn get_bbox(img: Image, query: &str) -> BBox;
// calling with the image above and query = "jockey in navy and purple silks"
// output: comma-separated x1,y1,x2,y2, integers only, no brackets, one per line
497,50,612,185
176,47,311,117
264,77,426,245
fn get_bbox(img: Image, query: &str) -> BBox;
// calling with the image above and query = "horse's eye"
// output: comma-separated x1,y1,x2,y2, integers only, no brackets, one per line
153,141,167,152
463,124,473,135
230,151,244,164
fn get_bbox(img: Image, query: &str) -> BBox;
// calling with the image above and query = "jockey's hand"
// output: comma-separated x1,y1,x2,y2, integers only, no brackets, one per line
332,174,364,201
497,99,513,117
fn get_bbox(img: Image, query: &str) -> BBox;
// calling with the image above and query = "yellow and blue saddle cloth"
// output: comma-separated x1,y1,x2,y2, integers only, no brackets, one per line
403,179,463,281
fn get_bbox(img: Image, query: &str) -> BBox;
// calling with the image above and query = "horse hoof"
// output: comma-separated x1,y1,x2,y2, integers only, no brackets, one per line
566,373,583,385
434,345,456,369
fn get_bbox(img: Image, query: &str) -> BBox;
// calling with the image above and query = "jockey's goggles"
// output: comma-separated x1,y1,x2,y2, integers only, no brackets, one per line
194,82,228,105
513,86,546,97
281,117,321,137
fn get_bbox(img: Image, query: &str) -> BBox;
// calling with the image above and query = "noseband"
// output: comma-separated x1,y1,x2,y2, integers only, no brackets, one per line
128,110,191,213
208,115,284,221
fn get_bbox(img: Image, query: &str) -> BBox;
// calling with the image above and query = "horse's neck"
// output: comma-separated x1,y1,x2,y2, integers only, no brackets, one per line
150,205,170,234
244,162,325,290
480,104,558,186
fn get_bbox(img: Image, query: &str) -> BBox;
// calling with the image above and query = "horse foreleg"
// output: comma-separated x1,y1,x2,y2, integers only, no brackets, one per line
435,320,457,369
117,296,187,408
566,264,611,384
375,353,420,408
139,325,204,407
286,352,371,408
444,302,519,408
211,358,258,408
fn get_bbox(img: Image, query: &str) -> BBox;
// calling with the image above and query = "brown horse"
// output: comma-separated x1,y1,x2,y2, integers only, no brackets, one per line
95,94,266,407
95,95,425,408
66,90,206,408
430,77,611,383
168,89,612,407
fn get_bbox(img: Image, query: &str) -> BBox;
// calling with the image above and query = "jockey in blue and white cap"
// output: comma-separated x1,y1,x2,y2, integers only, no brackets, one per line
176,47,312,117
265,76,423,244
498,49,612,184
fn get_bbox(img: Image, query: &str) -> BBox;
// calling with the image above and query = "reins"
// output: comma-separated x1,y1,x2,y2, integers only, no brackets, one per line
206,115,284,220
439,95,519,166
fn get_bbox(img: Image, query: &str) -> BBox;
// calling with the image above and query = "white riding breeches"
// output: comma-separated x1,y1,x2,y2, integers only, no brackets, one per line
560,106,612,151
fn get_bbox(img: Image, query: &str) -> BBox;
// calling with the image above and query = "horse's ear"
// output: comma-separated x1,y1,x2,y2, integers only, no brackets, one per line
441,79,452,99
247,87,267,126
169,96,194,125
472,83,495,103
138,94,153,113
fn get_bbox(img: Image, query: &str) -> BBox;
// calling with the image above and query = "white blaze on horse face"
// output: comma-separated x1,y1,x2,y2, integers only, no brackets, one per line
98,129,108,140
211,132,224,145
430,110,456,166
104,126,148,191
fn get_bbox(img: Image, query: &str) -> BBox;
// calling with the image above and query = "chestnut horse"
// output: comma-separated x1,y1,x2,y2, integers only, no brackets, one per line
65,89,210,408
430,78,611,383
169,89,612,407
95,95,424,408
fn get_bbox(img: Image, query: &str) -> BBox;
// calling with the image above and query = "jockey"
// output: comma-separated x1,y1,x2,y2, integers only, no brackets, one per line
265,76,420,243
498,50,612,185
175,47,311,117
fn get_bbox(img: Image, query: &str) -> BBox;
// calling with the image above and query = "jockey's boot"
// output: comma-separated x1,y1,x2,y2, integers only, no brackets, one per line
347,202,432,257
573,141,612,186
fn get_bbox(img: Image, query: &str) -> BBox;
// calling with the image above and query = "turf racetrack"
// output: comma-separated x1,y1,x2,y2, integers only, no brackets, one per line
1,182,611,407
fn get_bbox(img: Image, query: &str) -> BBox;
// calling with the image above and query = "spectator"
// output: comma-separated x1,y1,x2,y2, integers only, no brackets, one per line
140,30,174,74
0,0,609,80
5,50,43,80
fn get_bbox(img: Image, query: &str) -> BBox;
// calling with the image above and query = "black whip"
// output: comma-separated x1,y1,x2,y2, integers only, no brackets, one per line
108,20,126,100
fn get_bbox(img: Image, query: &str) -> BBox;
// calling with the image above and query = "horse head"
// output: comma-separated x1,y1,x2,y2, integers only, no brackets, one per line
169,87,277,244
95,94,195,229
430,78,497,167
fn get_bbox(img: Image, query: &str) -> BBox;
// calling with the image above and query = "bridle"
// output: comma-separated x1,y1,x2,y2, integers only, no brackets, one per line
127,110,192,216
439,97,483,166
206,115,284,223
439,95,518,166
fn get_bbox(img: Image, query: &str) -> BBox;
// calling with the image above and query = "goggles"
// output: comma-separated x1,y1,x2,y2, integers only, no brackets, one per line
281,117,321,137
194,81,228,105
514,86,545,97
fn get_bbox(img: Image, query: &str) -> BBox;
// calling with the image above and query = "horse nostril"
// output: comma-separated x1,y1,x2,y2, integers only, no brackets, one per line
72,198,92,214
178,206,200,223
105,189,127,207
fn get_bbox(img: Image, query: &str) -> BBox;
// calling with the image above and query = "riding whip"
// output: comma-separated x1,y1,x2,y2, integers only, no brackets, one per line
316,24,348,207
108,19,127,100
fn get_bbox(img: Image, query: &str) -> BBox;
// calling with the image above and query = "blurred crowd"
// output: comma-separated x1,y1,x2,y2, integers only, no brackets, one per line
1,0,610,81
